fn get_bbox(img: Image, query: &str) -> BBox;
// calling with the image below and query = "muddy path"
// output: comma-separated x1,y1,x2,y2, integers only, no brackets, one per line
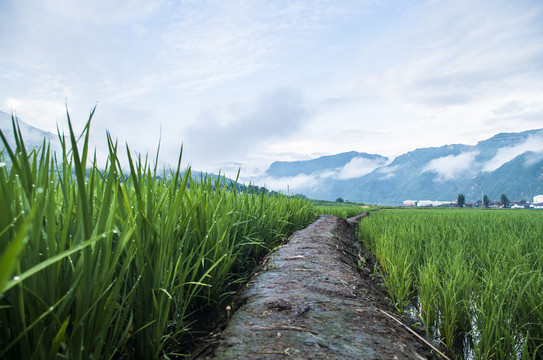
196,214,436,359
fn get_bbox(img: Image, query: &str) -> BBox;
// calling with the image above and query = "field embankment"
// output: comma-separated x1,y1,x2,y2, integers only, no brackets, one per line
199,214,433,359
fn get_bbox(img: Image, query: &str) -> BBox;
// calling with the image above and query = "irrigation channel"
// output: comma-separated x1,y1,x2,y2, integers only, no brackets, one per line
193,214,439,359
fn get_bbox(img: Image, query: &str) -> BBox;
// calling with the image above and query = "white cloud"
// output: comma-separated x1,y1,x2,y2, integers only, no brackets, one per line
423,151,479,181
44,0,164,23
526,151,543,166
352,0,543,150
182,87,310,169
483,133,543,171
1,0,542,178
375,165,400,179
257,155,389,194
335,157,388,180
4,98,66,132
379,172,395,180
256,173,322,195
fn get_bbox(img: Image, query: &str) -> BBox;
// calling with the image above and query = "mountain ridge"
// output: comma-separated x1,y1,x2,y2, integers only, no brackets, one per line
265,128,543,205
2,111,542,205
266,151,388,178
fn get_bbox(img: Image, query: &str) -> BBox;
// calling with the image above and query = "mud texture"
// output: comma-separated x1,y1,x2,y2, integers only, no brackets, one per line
199,214,433,360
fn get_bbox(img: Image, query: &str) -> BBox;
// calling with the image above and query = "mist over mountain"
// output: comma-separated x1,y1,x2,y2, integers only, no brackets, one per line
266,151,389,178
0,111,59,152
265,129,543,205
2,111,542,206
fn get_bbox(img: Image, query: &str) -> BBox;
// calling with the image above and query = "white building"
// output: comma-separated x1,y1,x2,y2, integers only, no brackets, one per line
533,195,543,203
417,200,453,207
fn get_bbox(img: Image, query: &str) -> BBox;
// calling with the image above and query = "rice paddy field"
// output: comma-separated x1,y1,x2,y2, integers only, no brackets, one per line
314,204,369,220
4,112,542,360
359,208,543,359
0,115,316,359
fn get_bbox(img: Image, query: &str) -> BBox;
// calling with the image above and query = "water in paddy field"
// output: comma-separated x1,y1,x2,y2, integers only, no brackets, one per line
404,298,529,360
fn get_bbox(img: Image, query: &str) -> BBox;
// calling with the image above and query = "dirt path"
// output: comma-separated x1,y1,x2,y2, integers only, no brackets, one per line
197,214,434,359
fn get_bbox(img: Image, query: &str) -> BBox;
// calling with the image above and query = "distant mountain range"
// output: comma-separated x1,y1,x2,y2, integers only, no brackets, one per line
265,129,543,205
3,111,542,206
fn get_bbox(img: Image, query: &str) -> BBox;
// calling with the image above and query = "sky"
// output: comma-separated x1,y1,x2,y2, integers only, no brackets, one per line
1,0,543,188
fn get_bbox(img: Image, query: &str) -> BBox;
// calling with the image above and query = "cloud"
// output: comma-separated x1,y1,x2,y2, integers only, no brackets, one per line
526,151,543,167
2,0,543,178
423,151,479,181
358,0,543,117
4,98,66,132
375,165,400,180
43,0,164,23
492,101,527,116
335,157,388,180
255,154,390,194
483,132,543,171
182,87,310,168
256,173,322,195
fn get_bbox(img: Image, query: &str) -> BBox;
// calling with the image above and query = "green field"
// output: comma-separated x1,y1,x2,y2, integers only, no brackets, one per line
359,208,543,359
311,199,374,219
0,115,316,359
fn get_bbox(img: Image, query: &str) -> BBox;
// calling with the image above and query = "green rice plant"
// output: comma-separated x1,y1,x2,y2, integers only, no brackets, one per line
359,209,543,359
0,113,136,359
372,228,416,312
418,260,439,330
315,205,366,219
436,253,473,348
520,273,543,359
472,267,521,359
1,110,316,359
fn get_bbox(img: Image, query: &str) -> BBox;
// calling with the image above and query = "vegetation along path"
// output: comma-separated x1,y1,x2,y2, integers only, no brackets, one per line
197,214,436,359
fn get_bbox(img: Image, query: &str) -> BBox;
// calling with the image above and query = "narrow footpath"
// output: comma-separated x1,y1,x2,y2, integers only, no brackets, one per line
198,214,434,359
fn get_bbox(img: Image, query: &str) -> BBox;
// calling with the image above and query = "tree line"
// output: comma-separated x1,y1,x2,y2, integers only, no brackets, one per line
456,193,513,208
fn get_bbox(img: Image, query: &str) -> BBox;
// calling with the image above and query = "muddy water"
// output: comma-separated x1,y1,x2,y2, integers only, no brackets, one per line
198,215,435,359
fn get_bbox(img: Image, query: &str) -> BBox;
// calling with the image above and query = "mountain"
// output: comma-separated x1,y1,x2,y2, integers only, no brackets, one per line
264,129,543,205
3,112,542,205
266,151,388,177
0,111,58,152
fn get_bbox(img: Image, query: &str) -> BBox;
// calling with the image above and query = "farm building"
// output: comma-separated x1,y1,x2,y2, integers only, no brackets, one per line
416,200,453,207
533,195,543,203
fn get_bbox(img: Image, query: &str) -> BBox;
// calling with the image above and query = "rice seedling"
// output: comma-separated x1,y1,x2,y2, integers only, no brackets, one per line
0,111,316,359
315,204,367,219
359,209,543,359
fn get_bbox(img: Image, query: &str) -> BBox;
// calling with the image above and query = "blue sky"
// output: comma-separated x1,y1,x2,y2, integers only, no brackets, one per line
1,0,542,185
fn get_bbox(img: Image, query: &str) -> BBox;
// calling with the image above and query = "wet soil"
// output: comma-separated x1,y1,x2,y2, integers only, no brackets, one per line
196,214,436,359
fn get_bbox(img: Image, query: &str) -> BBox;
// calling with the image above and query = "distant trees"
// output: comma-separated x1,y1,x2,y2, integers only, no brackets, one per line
457,193,466,208
483,194,490,208
335,197,344,203
451,192,517,208
500,194,510,208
